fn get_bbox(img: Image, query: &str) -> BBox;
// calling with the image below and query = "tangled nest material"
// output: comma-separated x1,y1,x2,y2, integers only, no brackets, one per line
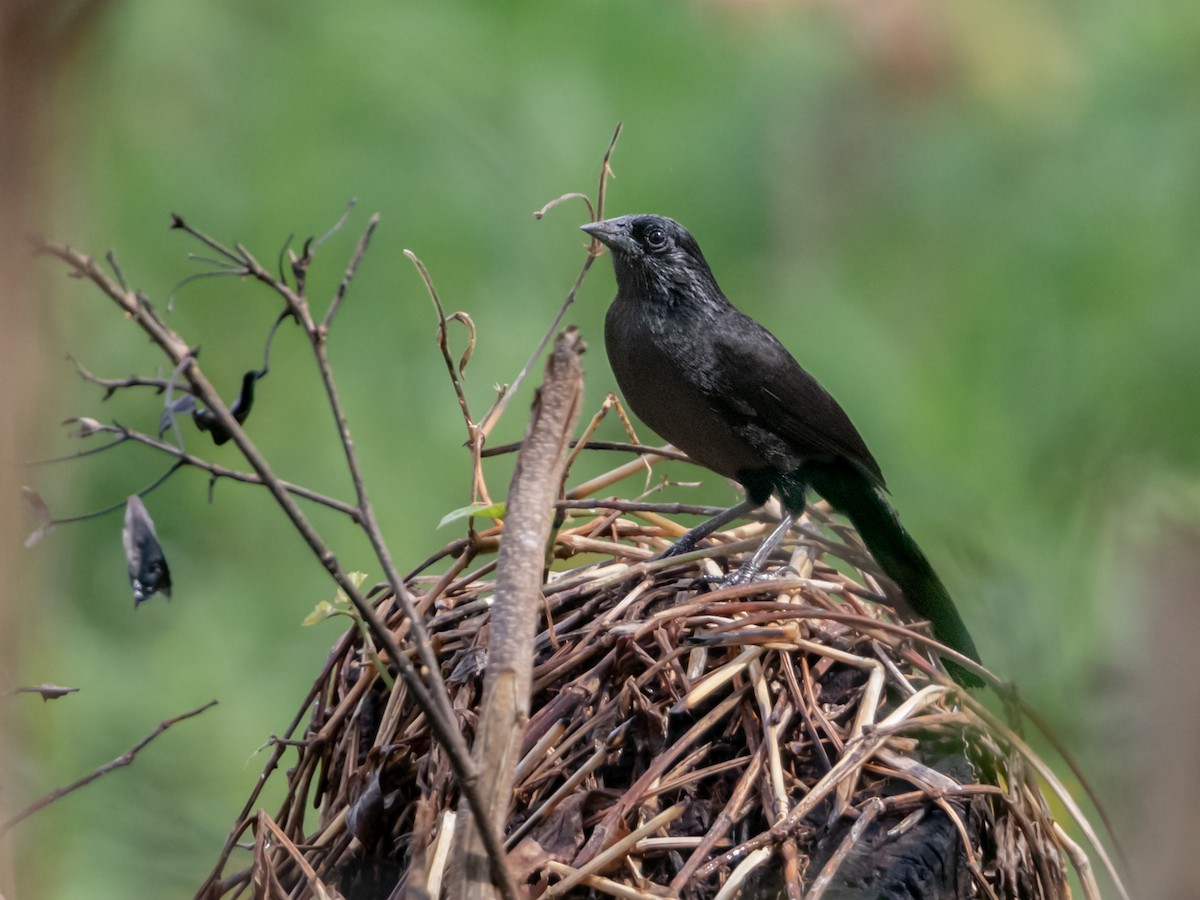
202,454,1113,900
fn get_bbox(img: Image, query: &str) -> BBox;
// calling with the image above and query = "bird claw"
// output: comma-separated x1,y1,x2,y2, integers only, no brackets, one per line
699,564,798,588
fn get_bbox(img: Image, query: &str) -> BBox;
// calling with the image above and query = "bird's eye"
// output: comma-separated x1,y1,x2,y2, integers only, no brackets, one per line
644,226,668,250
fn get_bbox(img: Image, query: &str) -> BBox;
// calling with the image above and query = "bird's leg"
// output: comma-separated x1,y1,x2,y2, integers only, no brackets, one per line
657,498,757,559
724,512,796,585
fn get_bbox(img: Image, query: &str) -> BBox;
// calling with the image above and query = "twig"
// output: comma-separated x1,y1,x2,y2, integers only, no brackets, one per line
43,460,183,527
0,700,217,837
545,803,685,898
35,425,360,522
169,213,244,267
323,213,378,330
67,354,177,398
476,121,621,438
481,438,691,463
404,248,488,504
556,499,736,518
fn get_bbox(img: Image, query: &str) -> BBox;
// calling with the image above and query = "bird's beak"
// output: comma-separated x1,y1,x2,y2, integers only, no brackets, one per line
581,219,636,254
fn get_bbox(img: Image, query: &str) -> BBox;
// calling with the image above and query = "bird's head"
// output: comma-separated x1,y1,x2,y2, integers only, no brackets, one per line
581,214,720,304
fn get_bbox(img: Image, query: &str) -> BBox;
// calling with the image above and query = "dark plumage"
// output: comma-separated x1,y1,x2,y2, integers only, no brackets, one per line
582,214,983,687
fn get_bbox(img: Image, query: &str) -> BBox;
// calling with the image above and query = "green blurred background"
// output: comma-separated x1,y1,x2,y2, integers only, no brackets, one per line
5,0,1200,896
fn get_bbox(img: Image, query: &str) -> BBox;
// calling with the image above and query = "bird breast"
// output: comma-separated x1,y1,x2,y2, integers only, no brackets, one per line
604,295,771,481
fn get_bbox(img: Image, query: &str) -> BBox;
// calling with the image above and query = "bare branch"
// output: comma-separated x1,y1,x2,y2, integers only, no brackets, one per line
533,191,594,223
45,461,183,527
0,699,217,837
481,437,692,463
43,424,359,520
311,197,356,252
477,121,622,439
404,250,488,498
323,212,378,330
169,213,243,266
67,353,178,398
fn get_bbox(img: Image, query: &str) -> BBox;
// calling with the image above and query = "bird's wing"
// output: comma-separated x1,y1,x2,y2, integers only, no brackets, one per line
705,310,886,487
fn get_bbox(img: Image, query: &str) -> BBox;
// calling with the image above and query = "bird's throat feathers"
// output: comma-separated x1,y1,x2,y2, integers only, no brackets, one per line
612,250,727,322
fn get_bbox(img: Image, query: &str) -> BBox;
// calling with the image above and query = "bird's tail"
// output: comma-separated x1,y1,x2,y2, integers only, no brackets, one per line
803,463,984,689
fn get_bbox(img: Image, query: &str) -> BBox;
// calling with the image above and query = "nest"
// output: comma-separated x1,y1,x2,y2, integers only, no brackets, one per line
203,483,1104,899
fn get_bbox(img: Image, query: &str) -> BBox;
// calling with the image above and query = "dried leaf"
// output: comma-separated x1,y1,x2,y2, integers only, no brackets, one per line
123,495,172,606
12,683,80,701
62,416,104,438
529,792,587,862
21,486,51,521
448,311,476,378
21,486,53,547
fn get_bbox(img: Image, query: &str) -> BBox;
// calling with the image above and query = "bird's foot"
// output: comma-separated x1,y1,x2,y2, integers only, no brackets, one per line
699,564,797,588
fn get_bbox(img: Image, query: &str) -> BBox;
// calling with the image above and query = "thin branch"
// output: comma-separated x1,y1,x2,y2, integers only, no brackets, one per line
185,252,247,271
476,121,622,439
481,438,691,462
169,213,244,266
33,419,361,525
291,202,355,296
533,192,594,223
168,268,247,311
109,426,361,519
594,121,622,234
311,197,356,252
24,435,129,465
0,700,217,837
244,243,311,320
105,249,129,291
555,499,736,518
68,354,179,399
404,249,487,502
275,232,295,284
313,331,523,895
323,213,378,330
45,461,183,527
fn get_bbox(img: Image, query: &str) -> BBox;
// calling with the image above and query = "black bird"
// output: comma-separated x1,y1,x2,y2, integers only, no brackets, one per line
581,214,983,688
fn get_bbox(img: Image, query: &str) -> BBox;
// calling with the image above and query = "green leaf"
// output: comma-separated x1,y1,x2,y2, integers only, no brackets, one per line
334,570,369,603
437,501,506,529
302,599,336,627
305,572,369,625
